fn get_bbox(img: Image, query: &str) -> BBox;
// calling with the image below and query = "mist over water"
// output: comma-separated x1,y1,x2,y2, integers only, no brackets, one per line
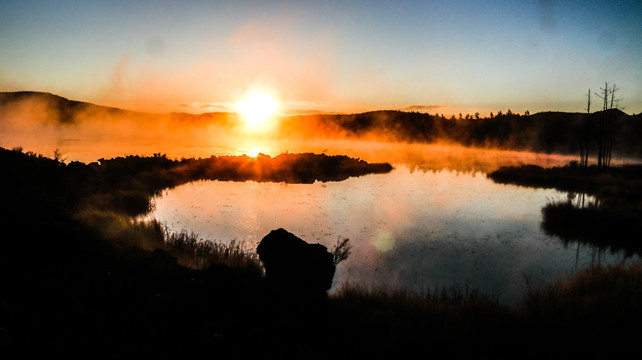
3,95,640,305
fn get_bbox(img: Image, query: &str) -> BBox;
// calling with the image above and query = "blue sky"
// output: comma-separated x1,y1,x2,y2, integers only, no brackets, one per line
1,0,641,115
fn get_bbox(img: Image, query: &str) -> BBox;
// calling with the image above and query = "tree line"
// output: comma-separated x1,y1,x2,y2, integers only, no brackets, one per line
301,106,641,158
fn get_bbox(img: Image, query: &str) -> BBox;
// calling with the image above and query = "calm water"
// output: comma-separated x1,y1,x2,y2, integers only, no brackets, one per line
5,111,640,305
149,142,639,305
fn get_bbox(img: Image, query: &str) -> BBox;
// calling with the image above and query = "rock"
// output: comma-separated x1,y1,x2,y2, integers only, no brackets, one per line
257,228,335,297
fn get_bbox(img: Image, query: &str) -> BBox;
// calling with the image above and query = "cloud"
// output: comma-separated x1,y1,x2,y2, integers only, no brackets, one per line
401,104,444,112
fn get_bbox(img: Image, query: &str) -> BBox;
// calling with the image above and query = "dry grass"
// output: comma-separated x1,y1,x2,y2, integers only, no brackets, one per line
163,229,262,273
520,262,642,317
74,208,262,274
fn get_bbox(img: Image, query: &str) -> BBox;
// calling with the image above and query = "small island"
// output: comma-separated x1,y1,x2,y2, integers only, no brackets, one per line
488,163,642,255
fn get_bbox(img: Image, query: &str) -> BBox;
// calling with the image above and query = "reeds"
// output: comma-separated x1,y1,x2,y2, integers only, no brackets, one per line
521,262,642,310
74,208,262,274
331,237,352,266
518,261,642,338
163,229,262,273
331,281,504,317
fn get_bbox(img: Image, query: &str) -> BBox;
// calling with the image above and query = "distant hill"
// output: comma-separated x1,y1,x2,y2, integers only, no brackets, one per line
284,109,642,158
2,91,642,158
0,91,236,125
0,91,131,124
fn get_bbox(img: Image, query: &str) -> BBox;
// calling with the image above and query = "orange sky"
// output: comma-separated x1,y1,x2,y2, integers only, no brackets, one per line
1,1,641,116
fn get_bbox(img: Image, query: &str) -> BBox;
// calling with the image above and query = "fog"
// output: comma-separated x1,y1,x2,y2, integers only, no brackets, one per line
0,93,242,162
1,92,592,174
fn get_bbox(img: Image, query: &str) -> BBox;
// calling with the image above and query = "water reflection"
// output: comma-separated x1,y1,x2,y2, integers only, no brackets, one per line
151,166,636,305
542,191,642,257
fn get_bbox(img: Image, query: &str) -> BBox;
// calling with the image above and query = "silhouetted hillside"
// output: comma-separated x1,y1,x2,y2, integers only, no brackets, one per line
0,91,237,126
0,91,129,124
300,109,642,157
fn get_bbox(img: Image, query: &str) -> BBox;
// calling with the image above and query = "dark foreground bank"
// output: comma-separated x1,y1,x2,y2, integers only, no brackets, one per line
1,148,641,359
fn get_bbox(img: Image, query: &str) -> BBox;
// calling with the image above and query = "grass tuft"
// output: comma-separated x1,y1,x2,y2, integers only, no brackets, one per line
163,229,262,273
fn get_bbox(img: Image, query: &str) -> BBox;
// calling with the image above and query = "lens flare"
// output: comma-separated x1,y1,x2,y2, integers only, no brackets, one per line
373,231,395,252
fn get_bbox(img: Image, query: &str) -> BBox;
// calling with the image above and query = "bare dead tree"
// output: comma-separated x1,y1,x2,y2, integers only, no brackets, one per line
579,83,622,168
594,83,620,167
579,89,591,167
605,84,622,167
595,83,609,167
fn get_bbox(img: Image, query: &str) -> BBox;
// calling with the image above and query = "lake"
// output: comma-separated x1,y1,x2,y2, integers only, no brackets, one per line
3,111,637,305
148,141,640,305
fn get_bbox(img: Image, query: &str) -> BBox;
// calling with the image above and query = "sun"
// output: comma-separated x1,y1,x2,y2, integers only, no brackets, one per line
236,90,279,131
247,147,260,157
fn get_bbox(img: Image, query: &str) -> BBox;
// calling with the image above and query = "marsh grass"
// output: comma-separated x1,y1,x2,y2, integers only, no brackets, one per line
74,208,262,275
332,262,642,327
511,262,642,358
330,281,509,333
331,237,352,266
74,208,164,250
520,262,642,317
332,281,500,308
323,281,515,358
330,281,507,332
542,201,642,256
324,262,642,358
163,229,262,273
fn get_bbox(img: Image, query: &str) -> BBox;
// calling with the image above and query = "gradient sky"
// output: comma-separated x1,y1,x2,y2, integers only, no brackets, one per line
1,0,641,116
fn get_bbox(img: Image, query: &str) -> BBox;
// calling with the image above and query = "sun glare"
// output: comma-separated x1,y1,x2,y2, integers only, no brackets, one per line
236,91,279,131
247,148,260,157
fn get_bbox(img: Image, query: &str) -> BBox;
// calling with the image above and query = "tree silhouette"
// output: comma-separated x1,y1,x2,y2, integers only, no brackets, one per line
579,89,591,167
595,83,621,167
578,83,623,167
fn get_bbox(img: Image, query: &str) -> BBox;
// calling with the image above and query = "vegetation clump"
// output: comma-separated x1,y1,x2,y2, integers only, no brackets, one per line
488,163,642,256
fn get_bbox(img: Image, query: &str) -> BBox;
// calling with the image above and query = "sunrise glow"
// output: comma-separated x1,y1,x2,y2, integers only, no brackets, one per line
247,148,260,157
236,91,279,132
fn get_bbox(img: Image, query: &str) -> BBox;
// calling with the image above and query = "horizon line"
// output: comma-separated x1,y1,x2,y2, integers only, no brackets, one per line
0,90,636,118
